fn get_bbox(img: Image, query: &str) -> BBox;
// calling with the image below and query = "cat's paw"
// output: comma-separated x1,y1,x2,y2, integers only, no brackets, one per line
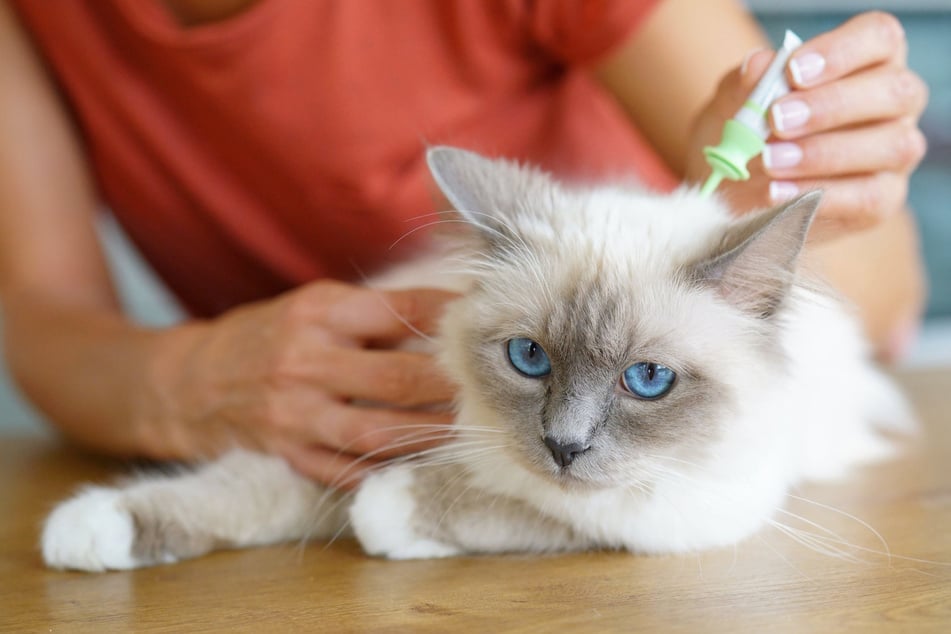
42,487,145,572
350,465,460,560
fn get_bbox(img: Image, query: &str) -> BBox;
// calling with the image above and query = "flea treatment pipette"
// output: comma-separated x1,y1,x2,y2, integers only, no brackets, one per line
700,30,803,197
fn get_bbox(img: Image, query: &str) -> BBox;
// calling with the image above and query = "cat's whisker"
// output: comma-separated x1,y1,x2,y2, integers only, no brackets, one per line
388,218,473,250
304,443,511,547
769,515,950,569
314,421,482,462
401,210,453,223
311,487,362,552
452,208,535,254
784,493,892,565
323,433,509,495
753,533,816,583
413,444,508,464
766,519,868,564
423,464,485,537
641,453,709,472
407,444,508,470
426,452,513,539
320,434,483,493
309,433,466,513
773,507,860,552
349,267,442,342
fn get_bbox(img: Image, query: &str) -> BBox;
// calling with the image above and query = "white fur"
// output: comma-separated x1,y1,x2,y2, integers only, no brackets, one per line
350,465,460,559
42,487,145,571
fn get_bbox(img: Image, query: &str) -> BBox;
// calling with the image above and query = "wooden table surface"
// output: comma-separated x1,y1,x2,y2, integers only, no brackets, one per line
2,369,950,633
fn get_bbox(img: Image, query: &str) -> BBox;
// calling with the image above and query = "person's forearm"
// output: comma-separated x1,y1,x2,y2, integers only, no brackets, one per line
1,290,202,457
804,207,926,362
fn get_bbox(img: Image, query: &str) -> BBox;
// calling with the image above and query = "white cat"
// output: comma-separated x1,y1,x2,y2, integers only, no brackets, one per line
42,147,911,571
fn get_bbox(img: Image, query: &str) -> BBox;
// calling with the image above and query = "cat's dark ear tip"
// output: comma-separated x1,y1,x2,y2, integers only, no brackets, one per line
784,189,823,218
425,145,453,166
426,146,477,175
795,189,823,207
775,189,823,230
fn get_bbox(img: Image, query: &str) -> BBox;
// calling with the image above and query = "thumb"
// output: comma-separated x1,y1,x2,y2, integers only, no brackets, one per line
709,49,776,121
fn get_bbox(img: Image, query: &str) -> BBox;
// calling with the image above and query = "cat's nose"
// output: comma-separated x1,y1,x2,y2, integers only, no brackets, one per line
543,437,590,468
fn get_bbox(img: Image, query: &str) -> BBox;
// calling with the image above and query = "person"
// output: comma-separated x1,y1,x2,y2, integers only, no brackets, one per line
0,0,928,486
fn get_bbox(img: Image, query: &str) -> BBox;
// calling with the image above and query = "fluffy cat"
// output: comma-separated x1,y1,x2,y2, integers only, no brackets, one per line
42,147,911,571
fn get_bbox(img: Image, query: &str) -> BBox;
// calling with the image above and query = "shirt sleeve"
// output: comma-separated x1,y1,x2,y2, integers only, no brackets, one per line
523,0,661,66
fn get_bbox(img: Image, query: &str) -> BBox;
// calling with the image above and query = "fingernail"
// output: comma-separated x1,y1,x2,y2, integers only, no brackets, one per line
789,52,826,85
769,181,799,203
763,142,803,170
740,47,767,76
772,99,810,132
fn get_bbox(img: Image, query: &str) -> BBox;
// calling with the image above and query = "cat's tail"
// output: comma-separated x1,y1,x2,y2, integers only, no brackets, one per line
784,288,917,482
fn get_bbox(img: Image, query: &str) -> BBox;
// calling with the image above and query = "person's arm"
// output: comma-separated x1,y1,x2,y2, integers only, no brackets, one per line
594,1,927,359
0,0,151,452
594,0,768,176
0,3,454,485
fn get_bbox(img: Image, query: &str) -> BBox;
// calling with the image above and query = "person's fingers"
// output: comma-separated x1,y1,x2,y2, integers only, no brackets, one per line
246,373,455,445
763,121,927,180
706,49,773,122
308,347,457,407
295,400,455,457
770,66,928,139
277,441,382,489
261,313,457,408
304,283,459,341
786,11,907,89
767,171,909,240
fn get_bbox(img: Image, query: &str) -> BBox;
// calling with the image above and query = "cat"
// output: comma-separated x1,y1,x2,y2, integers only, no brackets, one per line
41,147,911,571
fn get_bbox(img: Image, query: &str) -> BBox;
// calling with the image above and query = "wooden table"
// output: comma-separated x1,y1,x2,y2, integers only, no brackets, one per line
2,370,950,633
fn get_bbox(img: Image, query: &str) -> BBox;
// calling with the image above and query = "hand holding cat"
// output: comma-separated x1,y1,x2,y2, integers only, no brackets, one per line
151,280,457,486
687,11,928,239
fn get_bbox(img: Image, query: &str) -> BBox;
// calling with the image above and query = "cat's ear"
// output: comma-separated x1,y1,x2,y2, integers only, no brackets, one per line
426,146,553,243
694,191,822,318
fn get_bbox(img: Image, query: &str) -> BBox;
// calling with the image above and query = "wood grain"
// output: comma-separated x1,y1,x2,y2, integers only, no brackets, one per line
1,370,949,633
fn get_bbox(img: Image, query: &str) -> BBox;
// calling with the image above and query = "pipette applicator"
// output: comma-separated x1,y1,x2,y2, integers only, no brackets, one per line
700,30,803,197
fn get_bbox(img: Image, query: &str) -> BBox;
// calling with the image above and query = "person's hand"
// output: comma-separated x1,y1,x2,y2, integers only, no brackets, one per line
146,280,459,487
686,11,928,239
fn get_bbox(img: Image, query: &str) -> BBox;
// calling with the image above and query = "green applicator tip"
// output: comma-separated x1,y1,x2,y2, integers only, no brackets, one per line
699,119,765,199
700,172,724,198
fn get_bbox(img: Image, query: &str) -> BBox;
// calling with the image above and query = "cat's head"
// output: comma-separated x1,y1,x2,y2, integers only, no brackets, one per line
428,147,821,489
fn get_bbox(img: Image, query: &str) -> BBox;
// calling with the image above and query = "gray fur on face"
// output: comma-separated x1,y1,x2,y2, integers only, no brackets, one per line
457,260,733,489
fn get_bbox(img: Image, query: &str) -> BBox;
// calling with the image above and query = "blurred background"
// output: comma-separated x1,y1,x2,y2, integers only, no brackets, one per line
1,0,949,435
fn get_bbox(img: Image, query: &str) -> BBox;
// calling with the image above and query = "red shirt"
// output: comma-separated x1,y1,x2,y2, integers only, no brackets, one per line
12,0,672,316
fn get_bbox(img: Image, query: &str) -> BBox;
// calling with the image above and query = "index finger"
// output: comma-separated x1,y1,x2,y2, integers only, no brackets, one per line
787,12,907,88
312,347,457,407
312,283,460,341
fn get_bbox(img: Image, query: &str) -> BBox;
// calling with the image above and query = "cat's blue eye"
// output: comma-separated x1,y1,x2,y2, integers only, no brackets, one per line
506,338,551,378
621,362,676,399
